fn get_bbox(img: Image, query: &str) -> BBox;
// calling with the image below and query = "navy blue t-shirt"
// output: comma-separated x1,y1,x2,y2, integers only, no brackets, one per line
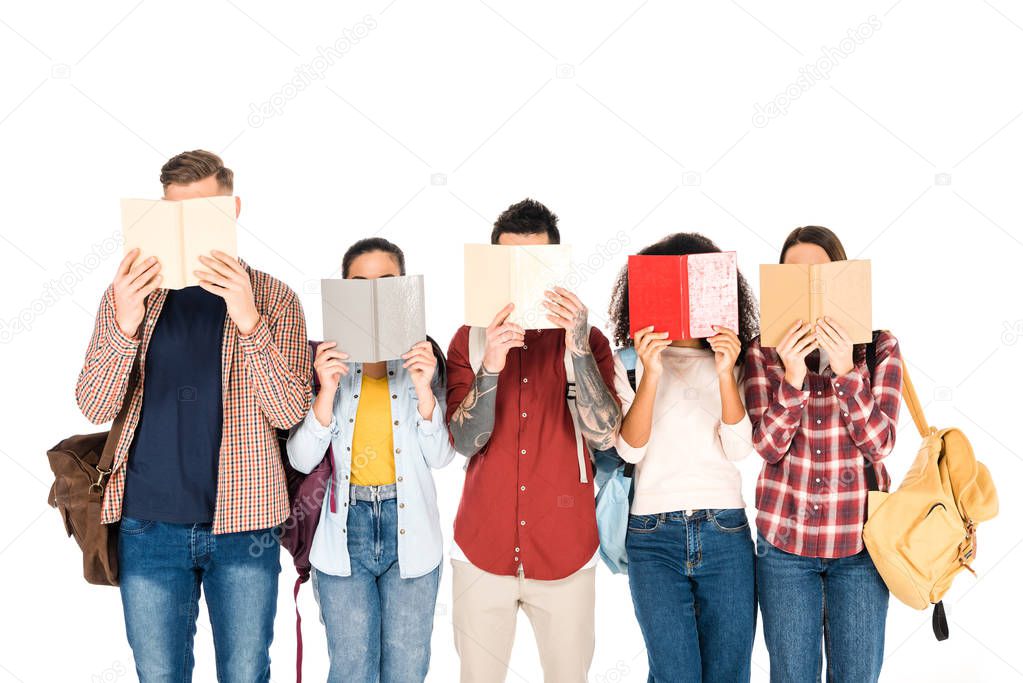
122,286,226,524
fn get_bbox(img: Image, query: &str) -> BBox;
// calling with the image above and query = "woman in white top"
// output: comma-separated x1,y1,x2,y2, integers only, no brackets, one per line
608,232,759,683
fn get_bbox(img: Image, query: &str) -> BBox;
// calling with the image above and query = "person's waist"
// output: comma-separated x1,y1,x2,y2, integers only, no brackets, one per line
349,483,398,501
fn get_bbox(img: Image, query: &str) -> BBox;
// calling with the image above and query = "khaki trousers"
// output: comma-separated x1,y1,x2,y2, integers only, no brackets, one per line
451,559,595,683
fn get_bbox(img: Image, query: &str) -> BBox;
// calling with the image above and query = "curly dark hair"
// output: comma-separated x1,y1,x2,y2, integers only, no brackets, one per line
607,232,760,359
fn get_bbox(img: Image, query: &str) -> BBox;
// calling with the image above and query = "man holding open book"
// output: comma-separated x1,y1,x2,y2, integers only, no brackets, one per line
75,150,311,682
446,199,622,682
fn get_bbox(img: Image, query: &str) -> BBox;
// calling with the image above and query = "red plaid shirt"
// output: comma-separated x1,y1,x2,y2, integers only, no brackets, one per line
75,261,311,534
744,331,903,558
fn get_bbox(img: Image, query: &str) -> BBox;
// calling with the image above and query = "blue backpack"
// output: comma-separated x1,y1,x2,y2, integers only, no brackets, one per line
593,346,638,574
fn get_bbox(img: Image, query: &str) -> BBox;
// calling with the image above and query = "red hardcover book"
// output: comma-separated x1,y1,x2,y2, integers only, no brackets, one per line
628,252,739,340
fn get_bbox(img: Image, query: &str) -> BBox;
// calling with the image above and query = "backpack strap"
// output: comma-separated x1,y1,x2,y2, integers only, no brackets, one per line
932,600,950,641
615,347,639,479
468,326,487,375
618,346,638,391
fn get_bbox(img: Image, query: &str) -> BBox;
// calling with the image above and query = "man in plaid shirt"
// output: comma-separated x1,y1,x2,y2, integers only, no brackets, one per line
76,150,310,682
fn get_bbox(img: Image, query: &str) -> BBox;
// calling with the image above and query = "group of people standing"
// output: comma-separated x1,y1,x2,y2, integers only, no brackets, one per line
76,149,902,683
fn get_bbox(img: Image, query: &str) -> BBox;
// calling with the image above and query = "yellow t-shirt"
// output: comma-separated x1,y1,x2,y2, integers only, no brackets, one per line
350,374,396,486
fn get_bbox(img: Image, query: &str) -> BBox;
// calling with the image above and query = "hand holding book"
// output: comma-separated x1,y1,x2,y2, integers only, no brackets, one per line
195,250,259,335
112,249,163,338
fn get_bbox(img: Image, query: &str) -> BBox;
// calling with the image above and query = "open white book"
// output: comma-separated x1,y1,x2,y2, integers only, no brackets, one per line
121,196,237,290
463,244,573,329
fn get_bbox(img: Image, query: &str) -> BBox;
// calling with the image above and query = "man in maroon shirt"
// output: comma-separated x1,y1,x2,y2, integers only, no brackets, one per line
446,199,622,682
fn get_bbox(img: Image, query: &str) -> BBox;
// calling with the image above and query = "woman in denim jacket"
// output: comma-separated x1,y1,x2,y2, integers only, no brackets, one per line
287,237,456,683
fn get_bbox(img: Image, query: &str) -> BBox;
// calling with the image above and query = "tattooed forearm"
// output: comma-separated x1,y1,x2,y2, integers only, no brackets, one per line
449,366,499,456
571,351,623,451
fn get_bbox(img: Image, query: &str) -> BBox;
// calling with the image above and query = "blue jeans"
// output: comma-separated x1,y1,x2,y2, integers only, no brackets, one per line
756,533,889,683
626,508,756,683
312,495,441,683
117,517,281,682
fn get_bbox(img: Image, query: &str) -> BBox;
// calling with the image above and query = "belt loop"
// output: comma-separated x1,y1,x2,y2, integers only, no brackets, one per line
349,484,356,508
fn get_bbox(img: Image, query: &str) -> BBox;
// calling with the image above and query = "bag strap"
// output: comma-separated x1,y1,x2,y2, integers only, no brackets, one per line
98,350,142,476
900,360,931,440
468,326,486,375
616,347,639,479
293,576,306,682
932,600,950,641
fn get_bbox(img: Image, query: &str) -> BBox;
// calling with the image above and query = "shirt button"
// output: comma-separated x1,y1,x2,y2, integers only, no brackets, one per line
815,449,822,455
514,556,519,562
353,394,359,399
838,391,844,396
356,369,361,373
522,377,528,383
399,528,405,534
843,412,849,417
520,449,526,455
397,476,403,482
389,371,394,376
392,394,397,399
399,503,405,509
394,420,399,426
349,418,354,423
520,520,526,526
520,485,526,491
344,474,349,480
813,505,820,510
816,390,822,396
395,448,401,454
522,344,528,350
815,477,821,483
521,412,527,418
816,419,822,425
514,546,520,552
342,528,346,533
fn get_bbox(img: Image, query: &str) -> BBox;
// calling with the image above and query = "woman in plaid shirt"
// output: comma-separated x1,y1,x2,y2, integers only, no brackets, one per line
744,226,903,683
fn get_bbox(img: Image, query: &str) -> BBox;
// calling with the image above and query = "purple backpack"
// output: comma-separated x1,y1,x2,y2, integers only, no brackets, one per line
276,340,336,682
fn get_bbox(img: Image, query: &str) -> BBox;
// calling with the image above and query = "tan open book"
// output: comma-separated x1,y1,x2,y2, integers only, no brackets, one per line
759,259,872,347
463,244,573,329
121,196,238,290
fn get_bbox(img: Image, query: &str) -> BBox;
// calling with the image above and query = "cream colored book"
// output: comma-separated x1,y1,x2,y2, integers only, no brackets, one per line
759,259,872,347
464,244,573,329
121,196,238,289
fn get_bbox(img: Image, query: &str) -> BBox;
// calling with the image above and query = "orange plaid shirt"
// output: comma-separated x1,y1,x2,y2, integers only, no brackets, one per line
75,262,311,534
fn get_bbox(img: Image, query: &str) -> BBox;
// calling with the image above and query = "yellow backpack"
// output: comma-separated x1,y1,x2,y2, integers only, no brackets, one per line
863,362,999,640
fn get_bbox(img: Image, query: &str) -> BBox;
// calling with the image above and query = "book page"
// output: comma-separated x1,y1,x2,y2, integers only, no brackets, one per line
511,245,572,330
121,199,185,289
463,244,513,327
374,275,426,361
816,259,872,343
759,264,812,347
181,196,238,288
686,252,739,339
321,278,376,363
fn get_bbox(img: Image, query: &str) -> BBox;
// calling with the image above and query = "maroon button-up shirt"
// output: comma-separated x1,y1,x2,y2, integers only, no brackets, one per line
446,325,616,580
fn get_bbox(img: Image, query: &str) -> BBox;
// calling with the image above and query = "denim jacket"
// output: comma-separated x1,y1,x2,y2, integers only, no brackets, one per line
286,359,456,578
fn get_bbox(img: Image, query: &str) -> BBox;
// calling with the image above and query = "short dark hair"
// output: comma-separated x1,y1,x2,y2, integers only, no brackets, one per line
490,198,560,244
341,237,406,278
160,150,233,192
779,225,848,263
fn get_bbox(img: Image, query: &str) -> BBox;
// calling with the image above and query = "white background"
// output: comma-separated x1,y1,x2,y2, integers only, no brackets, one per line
1,1,1021,681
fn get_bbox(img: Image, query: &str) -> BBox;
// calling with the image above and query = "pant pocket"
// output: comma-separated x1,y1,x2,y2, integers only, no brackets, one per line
710,508,749,533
